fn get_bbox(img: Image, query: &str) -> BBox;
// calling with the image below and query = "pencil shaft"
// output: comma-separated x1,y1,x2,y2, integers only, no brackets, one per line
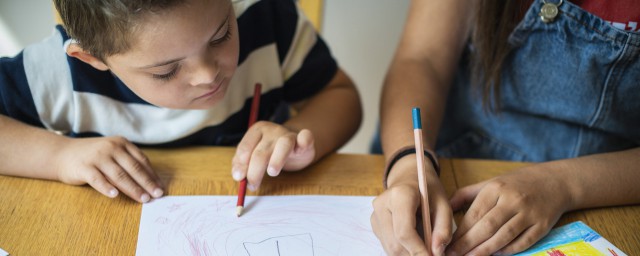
412,107,432,250
237,179,247,206
414,129,432,249
236,83,262,216
248,84,261,126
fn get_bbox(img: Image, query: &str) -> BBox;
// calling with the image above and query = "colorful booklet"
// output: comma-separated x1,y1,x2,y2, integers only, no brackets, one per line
515,221,627,256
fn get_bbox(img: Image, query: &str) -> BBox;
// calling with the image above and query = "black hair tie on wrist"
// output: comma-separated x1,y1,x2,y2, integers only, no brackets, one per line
383,147,440,189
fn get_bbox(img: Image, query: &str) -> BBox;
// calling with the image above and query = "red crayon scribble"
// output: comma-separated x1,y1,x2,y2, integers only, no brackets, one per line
547,249,567,256
608,248,618,256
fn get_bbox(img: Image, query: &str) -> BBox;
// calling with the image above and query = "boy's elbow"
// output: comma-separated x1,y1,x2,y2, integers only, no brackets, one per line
334,69,362,116
339,70,363,136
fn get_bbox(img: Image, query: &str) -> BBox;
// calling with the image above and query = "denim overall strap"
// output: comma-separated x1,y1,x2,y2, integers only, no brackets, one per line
435,0,640,162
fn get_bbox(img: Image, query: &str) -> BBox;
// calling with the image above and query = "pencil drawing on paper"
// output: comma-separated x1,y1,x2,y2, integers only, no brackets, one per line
243,233,314,256
136,195,385,256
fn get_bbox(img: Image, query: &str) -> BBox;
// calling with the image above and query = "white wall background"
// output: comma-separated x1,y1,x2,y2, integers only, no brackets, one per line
0,0,411,154
322,0,410,154
0,0,55,57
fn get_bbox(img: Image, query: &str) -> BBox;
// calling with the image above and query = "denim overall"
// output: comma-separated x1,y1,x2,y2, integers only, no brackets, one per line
437,0,640,162
372,0,640,162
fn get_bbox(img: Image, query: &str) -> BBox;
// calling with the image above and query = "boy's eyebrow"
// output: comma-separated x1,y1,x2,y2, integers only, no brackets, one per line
139,57,186,69
139,12,231,69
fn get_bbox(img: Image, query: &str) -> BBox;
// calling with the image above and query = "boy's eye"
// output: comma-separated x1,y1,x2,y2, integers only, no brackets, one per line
209,22,232,46
152,66,180,81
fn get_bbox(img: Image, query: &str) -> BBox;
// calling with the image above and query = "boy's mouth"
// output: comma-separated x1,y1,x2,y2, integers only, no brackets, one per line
194,78,225,100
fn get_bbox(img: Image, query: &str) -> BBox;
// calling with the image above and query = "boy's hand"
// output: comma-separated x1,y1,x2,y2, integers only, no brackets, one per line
371,155,453,256
54,136,164,203
231,121,315,191
446,166,570,256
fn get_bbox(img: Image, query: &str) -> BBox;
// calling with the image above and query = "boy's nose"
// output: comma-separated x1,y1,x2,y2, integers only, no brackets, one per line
189,60,217,87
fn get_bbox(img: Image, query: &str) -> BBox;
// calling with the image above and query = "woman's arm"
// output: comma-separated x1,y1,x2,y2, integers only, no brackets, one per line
372,0,476,255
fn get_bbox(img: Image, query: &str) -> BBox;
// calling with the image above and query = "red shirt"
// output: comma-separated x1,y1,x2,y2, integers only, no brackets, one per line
572,0,640,31
522,0,640,32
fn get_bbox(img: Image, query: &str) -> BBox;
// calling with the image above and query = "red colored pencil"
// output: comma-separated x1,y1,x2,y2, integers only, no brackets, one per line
236,83,262,217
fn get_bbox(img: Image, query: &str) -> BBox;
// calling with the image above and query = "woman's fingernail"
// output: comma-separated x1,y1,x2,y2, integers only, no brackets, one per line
141,193,151,203
152,188,164,198
232,170,243,181
267,166,278,176
108,189,118,198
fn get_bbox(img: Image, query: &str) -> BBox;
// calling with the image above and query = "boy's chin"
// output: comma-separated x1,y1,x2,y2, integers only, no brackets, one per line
151,99,222,110
148,86,228,109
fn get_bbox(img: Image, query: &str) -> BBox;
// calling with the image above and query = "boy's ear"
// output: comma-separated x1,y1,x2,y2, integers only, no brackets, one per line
66,43,109,71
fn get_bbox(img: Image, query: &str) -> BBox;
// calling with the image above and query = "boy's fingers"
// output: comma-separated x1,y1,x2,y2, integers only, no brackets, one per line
234,127,263,164
295,129,314,150
83,167,119,198
99,161,150,203
232,128,263,180
115,150,163,198
231,162,247,181
124,143,163,186
246,142,272,190
267,135,296,176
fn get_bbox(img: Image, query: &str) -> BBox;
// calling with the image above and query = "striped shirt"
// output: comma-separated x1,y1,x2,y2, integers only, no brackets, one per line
0,0,338,147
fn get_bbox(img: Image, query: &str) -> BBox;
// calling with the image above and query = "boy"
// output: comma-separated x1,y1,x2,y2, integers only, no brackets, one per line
0,0,361,203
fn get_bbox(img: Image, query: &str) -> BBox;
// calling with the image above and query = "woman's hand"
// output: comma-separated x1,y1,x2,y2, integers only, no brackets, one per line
446,166,572,255
231,121,315,191
55,136,164,203
371,155,453,256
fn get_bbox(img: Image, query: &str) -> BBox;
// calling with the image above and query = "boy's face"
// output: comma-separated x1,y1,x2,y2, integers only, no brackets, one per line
104,0,239,109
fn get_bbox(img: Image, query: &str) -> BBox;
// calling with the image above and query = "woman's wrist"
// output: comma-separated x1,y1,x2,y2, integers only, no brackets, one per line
383,146,440,189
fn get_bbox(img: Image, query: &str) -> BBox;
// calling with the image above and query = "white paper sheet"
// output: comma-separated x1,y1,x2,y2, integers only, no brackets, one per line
136,195,385,256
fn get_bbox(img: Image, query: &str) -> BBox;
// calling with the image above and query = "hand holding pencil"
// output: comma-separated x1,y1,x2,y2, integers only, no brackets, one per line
235,83,262,216
233,83,316,216
370,107,455,256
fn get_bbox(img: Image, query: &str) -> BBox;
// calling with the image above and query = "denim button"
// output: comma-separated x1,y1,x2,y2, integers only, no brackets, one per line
539,0,563,23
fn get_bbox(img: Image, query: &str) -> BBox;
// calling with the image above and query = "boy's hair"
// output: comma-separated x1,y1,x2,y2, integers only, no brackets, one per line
53,0,185,61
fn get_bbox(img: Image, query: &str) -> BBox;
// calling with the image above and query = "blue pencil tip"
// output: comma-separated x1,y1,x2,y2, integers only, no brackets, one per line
412,108,421,129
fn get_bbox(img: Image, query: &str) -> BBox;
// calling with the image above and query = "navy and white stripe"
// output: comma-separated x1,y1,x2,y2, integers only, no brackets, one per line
0,0,337,147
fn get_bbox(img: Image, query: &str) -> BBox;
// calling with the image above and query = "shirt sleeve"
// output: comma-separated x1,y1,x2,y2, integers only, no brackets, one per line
279,0,338,103
0,53,45,128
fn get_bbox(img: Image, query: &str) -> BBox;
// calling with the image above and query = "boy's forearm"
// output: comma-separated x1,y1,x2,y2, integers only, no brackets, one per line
284,69,362,161
0,115,66,180
547,147,640,210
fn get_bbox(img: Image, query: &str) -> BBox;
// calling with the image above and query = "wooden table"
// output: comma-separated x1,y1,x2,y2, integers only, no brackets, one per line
1,147,638,255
